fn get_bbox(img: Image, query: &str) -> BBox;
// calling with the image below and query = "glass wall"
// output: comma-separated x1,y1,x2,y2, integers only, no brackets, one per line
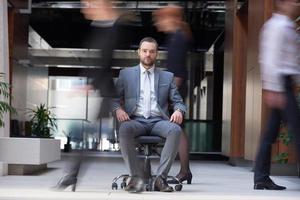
49,76,117,151
185,120,220,153
48,76,87,119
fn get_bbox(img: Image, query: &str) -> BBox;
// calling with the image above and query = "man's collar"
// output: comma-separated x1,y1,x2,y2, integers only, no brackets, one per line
139,63,155,74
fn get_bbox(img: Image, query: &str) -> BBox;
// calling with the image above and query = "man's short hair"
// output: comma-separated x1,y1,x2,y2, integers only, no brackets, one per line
138,37,158,49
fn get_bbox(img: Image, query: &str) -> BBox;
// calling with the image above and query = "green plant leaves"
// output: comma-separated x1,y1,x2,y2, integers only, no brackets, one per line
274,122,293,164
0,73,16,127
274,152,288,164
278,132,292,146
27,103,57,138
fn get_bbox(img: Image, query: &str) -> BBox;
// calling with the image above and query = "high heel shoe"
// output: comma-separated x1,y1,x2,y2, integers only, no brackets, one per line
52,175,77,192
168,172,193,184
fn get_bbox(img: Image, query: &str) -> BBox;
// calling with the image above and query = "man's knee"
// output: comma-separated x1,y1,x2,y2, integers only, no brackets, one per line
169,123,182,137
119,121,135,137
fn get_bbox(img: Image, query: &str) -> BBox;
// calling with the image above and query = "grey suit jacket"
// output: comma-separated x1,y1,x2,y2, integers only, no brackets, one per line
112,65,186,119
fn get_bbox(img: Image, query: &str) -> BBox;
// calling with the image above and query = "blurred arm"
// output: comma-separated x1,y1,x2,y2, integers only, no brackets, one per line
169,77,186,113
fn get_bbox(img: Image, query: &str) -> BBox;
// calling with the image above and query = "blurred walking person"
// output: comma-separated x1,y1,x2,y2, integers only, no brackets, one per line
254,0,300,190
153,5,193,184
52,0,122,191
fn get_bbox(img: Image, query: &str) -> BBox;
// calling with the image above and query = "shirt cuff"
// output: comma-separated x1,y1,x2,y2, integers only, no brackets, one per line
176,108,185,115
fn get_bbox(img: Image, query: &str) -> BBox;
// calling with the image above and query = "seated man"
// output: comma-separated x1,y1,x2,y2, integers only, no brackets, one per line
112,37,186,193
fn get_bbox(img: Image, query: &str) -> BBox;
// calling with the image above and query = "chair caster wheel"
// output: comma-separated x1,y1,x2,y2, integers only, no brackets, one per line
120,181,126,189
112,182,118,190
175,184,182,191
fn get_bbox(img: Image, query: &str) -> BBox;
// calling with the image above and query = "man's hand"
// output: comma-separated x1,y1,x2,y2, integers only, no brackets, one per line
115,108,130,122
264,90,286,109
170,110,183,125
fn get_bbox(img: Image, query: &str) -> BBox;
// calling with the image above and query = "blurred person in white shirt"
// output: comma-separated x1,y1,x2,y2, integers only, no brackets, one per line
254,0,300,190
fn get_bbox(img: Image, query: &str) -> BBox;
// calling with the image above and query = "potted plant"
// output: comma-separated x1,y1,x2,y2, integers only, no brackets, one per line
0,80,60,174
27,103,57,138
0,72,16,127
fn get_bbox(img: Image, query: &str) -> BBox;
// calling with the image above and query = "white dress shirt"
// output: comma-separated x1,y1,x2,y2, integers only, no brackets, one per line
134,64,162,118
259,13,300,92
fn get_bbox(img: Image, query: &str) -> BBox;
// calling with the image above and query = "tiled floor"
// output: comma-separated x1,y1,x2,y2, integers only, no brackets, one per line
0,153,299,200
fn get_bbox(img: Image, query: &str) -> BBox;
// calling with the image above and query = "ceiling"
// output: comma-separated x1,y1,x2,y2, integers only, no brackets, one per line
27,0,226,52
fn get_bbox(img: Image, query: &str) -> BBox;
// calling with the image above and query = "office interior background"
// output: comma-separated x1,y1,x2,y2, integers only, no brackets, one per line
1,0,300,177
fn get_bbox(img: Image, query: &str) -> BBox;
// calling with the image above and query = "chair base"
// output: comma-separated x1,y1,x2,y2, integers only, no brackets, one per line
112,174,129,190
111,136,182,192
111,174,182,191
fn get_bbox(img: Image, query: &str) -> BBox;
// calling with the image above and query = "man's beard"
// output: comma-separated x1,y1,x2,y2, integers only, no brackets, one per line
141,58,155,67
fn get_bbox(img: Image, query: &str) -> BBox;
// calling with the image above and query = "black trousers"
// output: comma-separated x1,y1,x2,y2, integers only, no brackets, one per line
254,76,300,183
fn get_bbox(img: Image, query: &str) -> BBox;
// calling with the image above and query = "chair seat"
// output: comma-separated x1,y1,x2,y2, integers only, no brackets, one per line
137,136,165,144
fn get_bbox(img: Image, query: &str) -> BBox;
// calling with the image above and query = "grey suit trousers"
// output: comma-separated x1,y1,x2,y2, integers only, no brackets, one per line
118,116,181,179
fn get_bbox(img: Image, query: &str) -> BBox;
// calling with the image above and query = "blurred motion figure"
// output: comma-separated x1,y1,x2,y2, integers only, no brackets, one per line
81,0,120,117
52,0,122,191
153,5,193,184
254,0,300,190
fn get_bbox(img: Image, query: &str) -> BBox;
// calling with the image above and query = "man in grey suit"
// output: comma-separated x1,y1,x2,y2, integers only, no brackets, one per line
113,37,186,193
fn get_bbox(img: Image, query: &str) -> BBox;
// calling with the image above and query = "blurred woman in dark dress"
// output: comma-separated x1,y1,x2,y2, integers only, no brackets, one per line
52,0,122,191
153,5,193,184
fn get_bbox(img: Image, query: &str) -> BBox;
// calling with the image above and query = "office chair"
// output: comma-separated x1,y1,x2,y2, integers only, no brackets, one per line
111,135,182,191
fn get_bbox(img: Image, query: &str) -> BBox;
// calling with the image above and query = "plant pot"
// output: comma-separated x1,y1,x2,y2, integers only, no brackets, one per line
64,143,72,152
0,137,61,164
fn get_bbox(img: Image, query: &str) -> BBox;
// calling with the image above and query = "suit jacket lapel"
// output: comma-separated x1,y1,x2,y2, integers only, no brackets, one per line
135,66,140,101
154,68,159,101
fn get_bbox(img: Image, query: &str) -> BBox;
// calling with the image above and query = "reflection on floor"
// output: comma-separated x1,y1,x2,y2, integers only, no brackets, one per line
0,152,299,200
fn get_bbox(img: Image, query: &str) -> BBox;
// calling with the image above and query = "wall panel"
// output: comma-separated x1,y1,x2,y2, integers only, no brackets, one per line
244,0,273,161
222,0,247,159
222,0,235,156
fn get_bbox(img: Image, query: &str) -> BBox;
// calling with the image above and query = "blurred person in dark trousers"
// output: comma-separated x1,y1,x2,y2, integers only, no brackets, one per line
254,0,300,190
153,5,193,184
81,0,120,118
52,0,122,191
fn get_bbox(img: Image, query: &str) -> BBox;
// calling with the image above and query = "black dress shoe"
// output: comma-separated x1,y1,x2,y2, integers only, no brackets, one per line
254,178,286,190
52,175,77,192
125,176,144,193
168,172,193,184
154,175,174,192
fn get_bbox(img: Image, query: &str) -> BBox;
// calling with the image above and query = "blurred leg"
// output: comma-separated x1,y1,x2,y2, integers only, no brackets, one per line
178,132,190,173
283,79,300,163
254,108,281,183
177,131,192,182
53,142,83,191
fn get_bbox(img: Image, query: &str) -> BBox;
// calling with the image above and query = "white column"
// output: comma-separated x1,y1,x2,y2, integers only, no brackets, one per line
0,0,10,176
